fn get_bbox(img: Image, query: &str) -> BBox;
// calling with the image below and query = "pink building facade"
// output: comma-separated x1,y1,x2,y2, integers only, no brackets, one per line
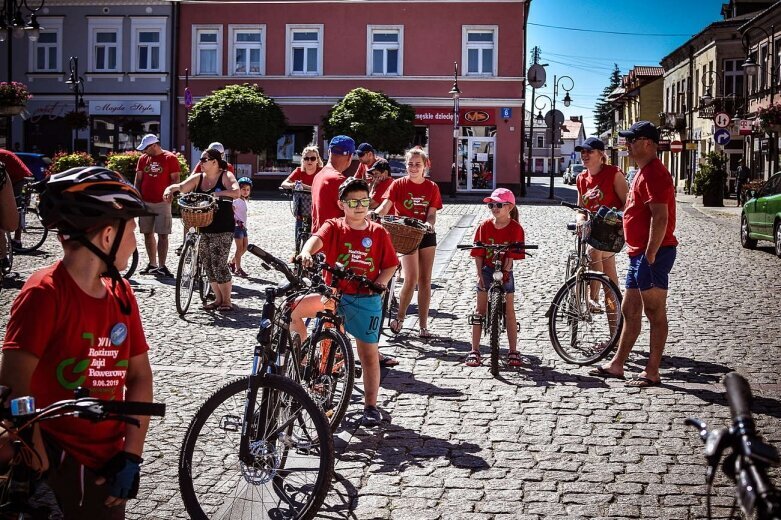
175,0,529,194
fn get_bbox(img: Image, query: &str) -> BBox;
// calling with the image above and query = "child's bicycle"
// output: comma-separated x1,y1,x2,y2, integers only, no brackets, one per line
11,179,48,254
545,201,624,365
178,244,334,520
0,386,166,519
457,241,537,377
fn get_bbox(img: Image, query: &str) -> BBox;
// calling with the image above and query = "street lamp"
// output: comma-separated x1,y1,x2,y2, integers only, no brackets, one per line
449,62,461,199
66,56,85,152
540,75,574,199
0,0,45,43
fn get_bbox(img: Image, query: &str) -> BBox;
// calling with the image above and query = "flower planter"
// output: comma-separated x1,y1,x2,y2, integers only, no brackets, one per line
0,105,24,117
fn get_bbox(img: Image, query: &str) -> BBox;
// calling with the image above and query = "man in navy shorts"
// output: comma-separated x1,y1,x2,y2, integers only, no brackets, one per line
589,121,677,388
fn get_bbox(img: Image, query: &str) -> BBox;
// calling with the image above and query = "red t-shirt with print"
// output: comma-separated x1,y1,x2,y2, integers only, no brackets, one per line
136,150,180,203
383,177,443,220
315,218,399,294
470,219,526,261
285,166,321,187
370,177,393,205
623,157,678,256
576,164,624,212
2,262,149,469
310,165,346,232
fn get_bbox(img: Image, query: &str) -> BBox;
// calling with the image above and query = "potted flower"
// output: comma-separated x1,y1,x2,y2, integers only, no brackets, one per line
64,110,89,130
0,81,33,116
693,151,727,207
756,103,781,132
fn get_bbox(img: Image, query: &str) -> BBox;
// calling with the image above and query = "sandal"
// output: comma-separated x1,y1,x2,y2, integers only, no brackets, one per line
236,268,249,278
465,351,481,367
218,303,237,312
229,262,236,274
203,302,221,311
507,351,522,367
419,328,432,339
389,316,404,335
379,355,399,368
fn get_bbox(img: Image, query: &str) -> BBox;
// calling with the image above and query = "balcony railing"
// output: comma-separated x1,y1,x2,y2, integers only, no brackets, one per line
697,96,745,119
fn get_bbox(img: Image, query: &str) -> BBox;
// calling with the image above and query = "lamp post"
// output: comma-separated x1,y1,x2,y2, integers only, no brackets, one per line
742,25,776,177
65,56,85,153
537,75,574,199
0,0,45,147
449,62,460,199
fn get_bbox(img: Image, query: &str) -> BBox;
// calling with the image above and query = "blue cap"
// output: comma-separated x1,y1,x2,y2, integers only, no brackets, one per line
356,143,375,155
328,135,356,156
575,137,605,152
619,120,660,143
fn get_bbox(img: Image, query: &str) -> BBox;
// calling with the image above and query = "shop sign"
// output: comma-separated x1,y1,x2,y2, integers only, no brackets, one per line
89,101,161,116
414,107,497,126
657,139,671,152
414,108,454,125
27,101,70,123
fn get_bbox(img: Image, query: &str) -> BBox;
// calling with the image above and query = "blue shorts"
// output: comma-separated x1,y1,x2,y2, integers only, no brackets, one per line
477,266,515,293
338,293,383,344
233,226,247,239
625,247,676,291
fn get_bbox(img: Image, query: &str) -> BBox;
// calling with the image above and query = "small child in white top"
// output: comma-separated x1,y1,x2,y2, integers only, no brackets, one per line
230,177,252,277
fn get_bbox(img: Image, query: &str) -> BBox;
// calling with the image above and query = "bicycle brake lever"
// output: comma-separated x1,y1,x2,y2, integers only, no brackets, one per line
685,417,709,441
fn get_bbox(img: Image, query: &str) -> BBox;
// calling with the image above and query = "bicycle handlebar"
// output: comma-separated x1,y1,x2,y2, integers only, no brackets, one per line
457,241,538,251
725,372,755,429
247,244,301,290
308,254,385,294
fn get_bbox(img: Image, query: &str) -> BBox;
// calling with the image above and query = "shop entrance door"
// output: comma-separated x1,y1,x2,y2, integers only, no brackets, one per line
457,136,495,192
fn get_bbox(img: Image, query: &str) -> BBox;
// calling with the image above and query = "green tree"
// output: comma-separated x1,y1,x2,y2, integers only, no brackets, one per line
187,83,287,154
323,88,415,154
593,64,622,135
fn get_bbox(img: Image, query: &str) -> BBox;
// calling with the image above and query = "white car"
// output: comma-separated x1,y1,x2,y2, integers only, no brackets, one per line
564,164,585,185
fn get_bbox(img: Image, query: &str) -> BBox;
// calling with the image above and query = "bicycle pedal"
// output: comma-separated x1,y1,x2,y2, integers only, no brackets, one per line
354,367,363,378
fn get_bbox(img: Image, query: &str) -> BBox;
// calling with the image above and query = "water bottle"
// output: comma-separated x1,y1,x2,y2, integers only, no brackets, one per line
295,180,303,191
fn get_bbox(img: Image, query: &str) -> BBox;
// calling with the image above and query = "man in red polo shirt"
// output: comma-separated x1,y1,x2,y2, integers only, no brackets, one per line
589,121,677,388
310,135,355,233
0,148,33,271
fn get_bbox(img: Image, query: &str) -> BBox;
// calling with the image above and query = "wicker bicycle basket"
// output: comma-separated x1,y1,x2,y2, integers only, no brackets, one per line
382,218,427,255
178,192,216,229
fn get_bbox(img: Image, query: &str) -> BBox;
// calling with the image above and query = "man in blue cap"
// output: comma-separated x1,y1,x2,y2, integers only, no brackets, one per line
310,135,356,233
589,121,678,388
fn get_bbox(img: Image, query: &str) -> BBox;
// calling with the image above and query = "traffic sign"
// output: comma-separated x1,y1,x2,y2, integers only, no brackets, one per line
714,128,731,146
714,112,731,128
670,140,683,153
739,119,752,135
658,139,671,152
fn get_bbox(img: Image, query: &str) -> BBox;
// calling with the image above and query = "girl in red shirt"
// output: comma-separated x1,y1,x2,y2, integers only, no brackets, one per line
375,147,443,338
280,145,323,191
466,188,526,368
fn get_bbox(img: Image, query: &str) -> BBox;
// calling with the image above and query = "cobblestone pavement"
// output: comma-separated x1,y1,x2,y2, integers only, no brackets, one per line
1,182,779,519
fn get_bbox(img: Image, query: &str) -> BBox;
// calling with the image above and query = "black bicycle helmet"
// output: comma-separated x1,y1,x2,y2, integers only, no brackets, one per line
37,166,152,233
338,176,369,200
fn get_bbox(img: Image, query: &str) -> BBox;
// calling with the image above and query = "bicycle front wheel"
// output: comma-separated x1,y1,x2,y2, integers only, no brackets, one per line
197,255,212,304
548,272,623,365
179,375,334,520
175,240,197,316
488,288,502,377
122,248,139,280
14,207,48,253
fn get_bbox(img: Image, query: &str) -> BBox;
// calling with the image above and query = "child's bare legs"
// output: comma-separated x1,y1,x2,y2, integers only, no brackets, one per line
290,294,324,340
397,253,420,323
471,290,488,353
505,292,518,352
355,340,380,407
233,236,248,271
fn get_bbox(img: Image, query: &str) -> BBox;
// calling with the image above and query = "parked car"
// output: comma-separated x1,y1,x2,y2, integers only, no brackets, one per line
740,172,781,257
564,163,584,185
626,167,638,184
15,152,51,181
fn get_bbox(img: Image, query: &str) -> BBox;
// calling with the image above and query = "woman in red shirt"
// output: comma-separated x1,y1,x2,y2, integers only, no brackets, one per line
375,147,443,338
280,145,323,191
574,137,628,291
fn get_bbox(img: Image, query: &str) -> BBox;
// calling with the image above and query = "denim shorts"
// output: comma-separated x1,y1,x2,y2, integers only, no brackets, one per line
338,293,383,344
625,246,676,291
233,225,248,239
477,266,515,293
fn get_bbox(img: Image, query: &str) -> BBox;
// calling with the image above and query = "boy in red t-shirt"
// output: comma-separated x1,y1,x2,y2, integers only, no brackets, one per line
466,188,526,369
1,167,155,518
293,178,398,427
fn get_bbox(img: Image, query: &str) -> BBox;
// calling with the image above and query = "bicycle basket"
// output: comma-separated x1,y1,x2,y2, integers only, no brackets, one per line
381,217,426,255
586,206,625,253
293,190,312,218
178,192,216,229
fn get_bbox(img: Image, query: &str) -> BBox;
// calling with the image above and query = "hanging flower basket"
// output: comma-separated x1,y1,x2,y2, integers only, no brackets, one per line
64,110,89,130
0,82,32,115
757,103,781,131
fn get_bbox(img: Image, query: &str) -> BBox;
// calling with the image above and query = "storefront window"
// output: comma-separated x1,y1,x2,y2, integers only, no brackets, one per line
255,126,318,174
91,116,160,160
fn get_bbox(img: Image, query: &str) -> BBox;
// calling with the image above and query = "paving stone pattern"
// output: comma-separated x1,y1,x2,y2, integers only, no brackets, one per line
1,191,779,519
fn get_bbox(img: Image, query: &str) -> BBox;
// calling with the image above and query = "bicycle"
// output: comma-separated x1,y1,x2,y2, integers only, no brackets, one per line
0,386,166,519
175,193,215,316
120,248,139,280
687,372,781,520
178,245,334,520
280,186,313,259
11,179,48,254
457,241,537,377
545,202,624,365
0,231,13,292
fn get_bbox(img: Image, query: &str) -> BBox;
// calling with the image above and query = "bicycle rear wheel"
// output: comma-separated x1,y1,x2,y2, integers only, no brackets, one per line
175,240,197,316
13,207,48,253
548,272,623,365
488,288,502,377
122,249,139,280
380,269,399,337
179,375,333,520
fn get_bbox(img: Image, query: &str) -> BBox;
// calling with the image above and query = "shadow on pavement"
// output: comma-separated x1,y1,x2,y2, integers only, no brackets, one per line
380,368,463,397
318,471,358,520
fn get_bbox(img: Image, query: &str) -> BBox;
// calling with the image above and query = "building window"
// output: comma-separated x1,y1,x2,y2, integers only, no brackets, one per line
760,44,769,90
286,25,323,75
723,59,744,97
537,135,544,148
229,25,264,76
368,26,402,76
130,17,167,73
30,18,63,72
463,26,497,76
194,25,222,76
88,17,123,72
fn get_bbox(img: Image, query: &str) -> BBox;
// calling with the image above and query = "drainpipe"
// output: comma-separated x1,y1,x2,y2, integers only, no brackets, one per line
519,0,532,197
170,0,180,152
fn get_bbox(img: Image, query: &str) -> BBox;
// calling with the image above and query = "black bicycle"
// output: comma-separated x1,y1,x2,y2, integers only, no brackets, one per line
0,386,166,519
178,245,334,520
687,372,781,520
280,186,313,259
457,241,537,376
1,231,13,292
11,179,48,254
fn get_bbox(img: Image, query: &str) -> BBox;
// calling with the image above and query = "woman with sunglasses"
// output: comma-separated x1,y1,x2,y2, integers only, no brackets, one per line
574,137,628,292
280,145,323,192
374,147,442,338
163,147,240,311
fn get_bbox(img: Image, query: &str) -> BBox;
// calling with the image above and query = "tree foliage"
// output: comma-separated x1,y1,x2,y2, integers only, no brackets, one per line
593,65,622,136
188,84,287,154
323,88,415,154
693,151,726,197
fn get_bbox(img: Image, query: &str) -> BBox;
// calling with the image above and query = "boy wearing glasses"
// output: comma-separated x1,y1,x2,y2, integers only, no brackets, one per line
293,177,399,427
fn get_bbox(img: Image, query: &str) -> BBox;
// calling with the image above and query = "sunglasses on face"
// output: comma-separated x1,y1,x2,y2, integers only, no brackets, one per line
487,202,507,209
199,157,213,163
342,198,371,209
356,152,366,157
627,137,652,145
303,156,318,162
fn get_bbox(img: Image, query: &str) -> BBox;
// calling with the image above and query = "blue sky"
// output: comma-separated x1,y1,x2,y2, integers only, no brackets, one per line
526,0,729,135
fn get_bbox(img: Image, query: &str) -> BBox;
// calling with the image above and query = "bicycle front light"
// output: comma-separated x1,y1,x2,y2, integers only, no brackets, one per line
492,271,504,283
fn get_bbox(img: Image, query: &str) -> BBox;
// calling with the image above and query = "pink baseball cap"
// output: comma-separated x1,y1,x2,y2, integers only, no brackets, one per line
483,188,515,205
